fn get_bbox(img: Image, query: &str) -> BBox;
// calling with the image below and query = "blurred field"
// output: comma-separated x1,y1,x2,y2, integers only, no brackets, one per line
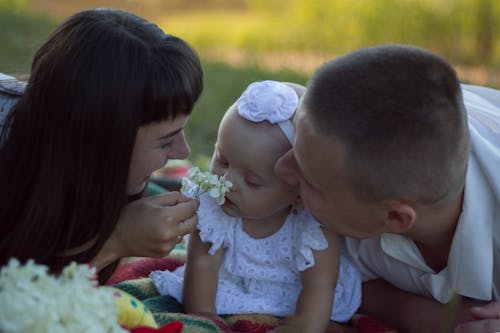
1,0,499,165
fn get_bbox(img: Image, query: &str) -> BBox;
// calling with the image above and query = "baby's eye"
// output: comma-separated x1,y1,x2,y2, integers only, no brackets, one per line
246,182,261,188
245,177,262,187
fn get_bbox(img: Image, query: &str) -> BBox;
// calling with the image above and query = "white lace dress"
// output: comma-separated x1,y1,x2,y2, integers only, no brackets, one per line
150,193,361,322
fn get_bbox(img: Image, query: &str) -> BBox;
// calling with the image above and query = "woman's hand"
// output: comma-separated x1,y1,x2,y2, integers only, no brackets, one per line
92,192,199,270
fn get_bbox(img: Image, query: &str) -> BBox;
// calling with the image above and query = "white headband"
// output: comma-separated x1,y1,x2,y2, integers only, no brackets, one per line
236,80,298,144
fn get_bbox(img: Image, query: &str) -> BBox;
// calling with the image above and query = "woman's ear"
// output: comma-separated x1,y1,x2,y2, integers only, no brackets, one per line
383,200,416,233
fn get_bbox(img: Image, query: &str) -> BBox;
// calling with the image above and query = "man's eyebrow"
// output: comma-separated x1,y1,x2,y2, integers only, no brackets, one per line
157,128,183,141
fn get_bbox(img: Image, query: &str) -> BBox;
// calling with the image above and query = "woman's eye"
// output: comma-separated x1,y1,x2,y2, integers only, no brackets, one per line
160,141,173,149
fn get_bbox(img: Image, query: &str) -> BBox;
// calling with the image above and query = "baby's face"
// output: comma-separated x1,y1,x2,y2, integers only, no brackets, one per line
210,108,298,220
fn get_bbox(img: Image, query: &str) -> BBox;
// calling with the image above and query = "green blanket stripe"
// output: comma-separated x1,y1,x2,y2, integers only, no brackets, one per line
143,295,184,314
114,278,226,332
114,278,159,300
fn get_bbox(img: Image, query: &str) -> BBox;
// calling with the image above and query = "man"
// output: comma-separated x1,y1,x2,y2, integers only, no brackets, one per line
276,44,500,332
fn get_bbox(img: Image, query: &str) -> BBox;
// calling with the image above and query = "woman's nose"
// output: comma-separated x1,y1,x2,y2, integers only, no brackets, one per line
275,149,300,187
170,132,190,160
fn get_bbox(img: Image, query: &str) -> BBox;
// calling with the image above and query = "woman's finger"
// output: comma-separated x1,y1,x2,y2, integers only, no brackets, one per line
183,215,198,233
162,200,199,225
147,191,187,206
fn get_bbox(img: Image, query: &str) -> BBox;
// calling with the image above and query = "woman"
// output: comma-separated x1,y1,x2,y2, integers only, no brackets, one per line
0,8,203,283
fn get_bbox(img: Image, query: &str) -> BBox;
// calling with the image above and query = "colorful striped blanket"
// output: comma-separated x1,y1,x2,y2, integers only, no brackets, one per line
110,257,398,333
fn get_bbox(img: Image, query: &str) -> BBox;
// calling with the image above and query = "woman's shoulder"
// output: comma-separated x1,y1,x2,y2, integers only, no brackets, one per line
0,73,26,129
0,73,26,96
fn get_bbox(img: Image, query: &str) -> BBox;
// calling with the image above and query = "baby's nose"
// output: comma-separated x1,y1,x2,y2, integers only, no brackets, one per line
222,170,238,191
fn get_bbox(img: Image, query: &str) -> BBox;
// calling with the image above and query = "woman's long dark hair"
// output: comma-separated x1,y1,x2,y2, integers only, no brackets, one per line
0,8,203,280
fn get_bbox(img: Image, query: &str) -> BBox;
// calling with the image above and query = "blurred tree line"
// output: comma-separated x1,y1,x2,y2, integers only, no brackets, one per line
2,0,499,69
246,0,498,67
1,0,498,164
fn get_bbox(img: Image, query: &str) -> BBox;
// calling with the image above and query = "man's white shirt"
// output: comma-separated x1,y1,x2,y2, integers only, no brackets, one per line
346,84,500,303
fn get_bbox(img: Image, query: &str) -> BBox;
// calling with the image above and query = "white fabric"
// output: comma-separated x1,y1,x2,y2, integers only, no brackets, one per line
277,120,295,145
151,193,362,322
346,84,500,303
237,80,298,144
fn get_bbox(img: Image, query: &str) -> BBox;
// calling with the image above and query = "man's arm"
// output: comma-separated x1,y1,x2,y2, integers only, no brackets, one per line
360,279,488,333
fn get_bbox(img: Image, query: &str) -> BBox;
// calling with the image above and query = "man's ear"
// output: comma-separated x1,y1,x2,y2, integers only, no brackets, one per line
383,200,416,233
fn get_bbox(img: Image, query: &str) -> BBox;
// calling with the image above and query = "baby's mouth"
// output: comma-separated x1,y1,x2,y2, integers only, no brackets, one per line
224,196,234,206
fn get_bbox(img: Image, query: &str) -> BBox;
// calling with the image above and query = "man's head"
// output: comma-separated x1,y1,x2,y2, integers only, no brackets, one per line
276,44,470,238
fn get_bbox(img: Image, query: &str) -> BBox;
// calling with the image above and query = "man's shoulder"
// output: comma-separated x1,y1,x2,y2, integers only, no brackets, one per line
461,83,500,108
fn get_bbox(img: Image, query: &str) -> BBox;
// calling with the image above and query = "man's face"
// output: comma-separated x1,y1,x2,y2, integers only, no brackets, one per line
275,102,387,238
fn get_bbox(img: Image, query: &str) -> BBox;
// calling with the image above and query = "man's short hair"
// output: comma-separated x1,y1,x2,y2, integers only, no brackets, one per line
304,44,470,204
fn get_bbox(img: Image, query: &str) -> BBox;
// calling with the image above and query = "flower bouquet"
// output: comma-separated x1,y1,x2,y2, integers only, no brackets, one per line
0,258,182,333
181,167,232,205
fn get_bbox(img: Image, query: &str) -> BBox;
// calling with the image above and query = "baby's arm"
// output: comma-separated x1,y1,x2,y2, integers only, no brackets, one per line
278,229,341,333
183,230,223,317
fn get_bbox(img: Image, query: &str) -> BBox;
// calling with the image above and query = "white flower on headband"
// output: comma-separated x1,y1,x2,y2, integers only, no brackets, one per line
237,80,298,124
181,167,233,205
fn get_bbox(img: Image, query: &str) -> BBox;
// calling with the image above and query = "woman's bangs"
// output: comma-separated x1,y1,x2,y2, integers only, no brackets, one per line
141,45,202,124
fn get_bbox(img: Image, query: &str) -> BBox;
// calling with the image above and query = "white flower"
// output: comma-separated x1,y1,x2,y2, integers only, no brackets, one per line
181,167,233,205
0,259,127,333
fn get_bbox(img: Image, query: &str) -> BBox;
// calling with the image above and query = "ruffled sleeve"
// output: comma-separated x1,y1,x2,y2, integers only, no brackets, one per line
293,209,328,271
196,192,236,255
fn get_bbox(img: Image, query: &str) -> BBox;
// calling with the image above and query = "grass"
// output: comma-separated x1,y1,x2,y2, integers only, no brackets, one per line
2,4,498,167
0,9,56,74
0,8,308,168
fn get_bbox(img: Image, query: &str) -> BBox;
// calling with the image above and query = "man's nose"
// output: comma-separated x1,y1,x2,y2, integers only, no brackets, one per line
275,149,300,187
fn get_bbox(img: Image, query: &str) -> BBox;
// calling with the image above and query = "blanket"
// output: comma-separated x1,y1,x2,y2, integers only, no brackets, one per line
110,257,398,333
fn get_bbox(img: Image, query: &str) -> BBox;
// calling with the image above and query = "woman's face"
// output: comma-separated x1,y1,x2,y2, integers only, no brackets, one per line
127,115,190,195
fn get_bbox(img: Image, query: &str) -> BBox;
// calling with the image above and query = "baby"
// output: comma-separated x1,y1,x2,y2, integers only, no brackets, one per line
151,81,361,332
